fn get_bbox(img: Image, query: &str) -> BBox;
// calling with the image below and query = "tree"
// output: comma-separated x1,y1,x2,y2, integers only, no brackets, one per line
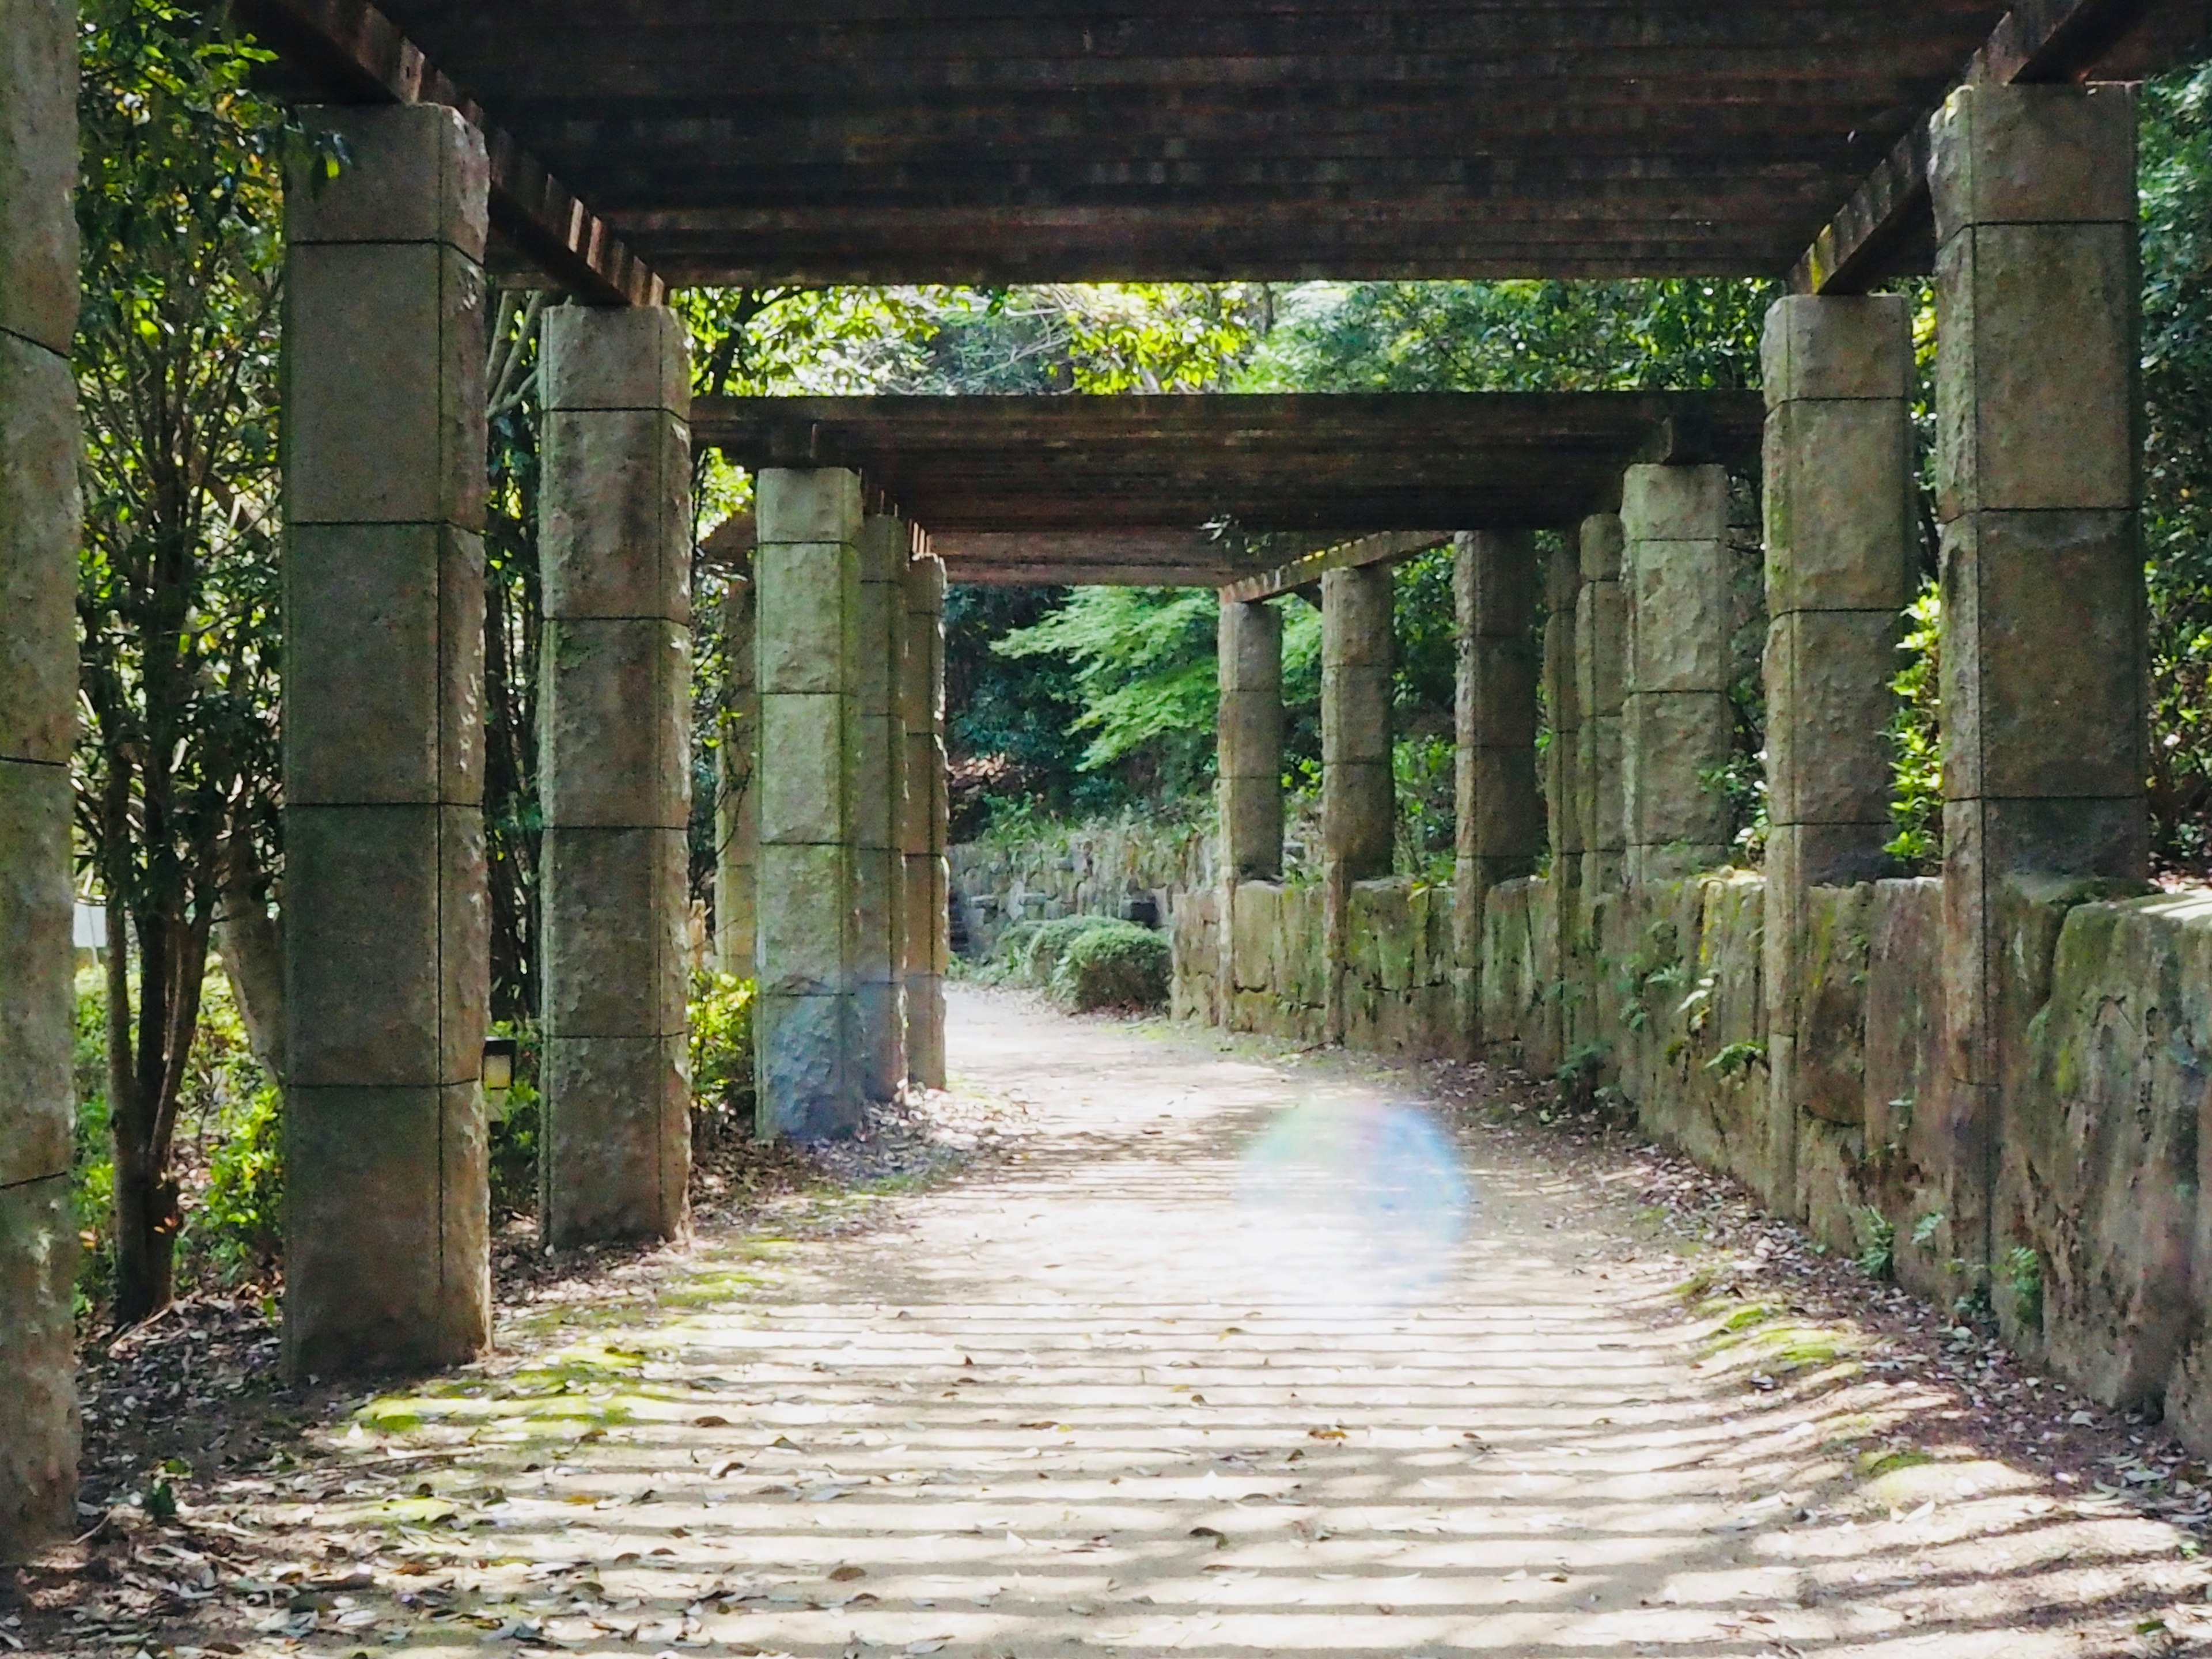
72,0,293,1320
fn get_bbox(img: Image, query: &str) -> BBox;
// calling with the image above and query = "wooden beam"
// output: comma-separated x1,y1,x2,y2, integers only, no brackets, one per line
1219,532,1453,605
1790,0,2195,294
236,0,665,306
948,565,1240,588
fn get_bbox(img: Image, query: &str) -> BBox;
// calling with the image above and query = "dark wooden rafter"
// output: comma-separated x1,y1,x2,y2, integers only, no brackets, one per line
1219,531,1453,604
233,0,665,306
1791,0,2207,293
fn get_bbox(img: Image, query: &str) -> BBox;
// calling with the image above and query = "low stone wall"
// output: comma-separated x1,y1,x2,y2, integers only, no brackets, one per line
949,817,1210,959
1166,858,2212,1453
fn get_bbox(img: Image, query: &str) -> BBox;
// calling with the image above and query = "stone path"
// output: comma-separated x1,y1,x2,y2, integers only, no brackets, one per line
154,986,2211,1657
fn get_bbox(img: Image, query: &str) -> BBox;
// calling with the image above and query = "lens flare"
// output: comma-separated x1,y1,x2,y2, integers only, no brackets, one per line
1233,1094,1470,1308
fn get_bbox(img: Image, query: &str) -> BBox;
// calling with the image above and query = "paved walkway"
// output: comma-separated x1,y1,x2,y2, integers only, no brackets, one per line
251,987,2198,1658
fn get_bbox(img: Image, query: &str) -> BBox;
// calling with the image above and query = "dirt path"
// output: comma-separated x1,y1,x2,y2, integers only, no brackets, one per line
17,986,2212,1657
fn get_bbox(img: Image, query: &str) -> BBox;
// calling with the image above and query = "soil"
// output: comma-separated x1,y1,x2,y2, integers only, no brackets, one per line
6,984,2209,1658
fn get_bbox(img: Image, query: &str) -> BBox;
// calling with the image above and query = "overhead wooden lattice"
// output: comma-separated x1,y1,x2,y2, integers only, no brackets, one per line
258,1,2204,288
692,391,1761,582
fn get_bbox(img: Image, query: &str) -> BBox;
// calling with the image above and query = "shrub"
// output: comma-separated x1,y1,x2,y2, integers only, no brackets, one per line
1017,914,1123,985
486,1019,541,1221
188,1081,283,1282
690,972,756,1147
1049,920,1171,1012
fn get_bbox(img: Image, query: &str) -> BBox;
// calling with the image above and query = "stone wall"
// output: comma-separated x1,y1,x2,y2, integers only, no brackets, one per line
949,816,1210,960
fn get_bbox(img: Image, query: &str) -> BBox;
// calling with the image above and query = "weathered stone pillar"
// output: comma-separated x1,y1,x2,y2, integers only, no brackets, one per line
537,306,693,1247
1544,535,1586,1055
1621,466,1733,884
900,550,949,1088
1218,598,1283,1028
755,468,862,1137
1762,294,1916,1214
1453,532,1541,1052
715,569,757,977
0,0,82,1554
1321,565,1395,1044
282,105,491,1374
1575,514,1627,900
1930,84,2147,1267
855,516,908,1101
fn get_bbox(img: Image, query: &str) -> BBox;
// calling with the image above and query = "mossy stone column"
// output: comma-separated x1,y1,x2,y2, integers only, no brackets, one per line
1622,466,1733,884
1544,535,1585,1010
1930,84,2148,1268
1575,514,1627,900
1455,532,1541,1054
755,468,863,1137
538,306,693,1247
0,0,82,1555
855,515,908,1101
1218,597,1284,1027
281,105,492,1375
1761,294,1916,1214
900,550,949,1088
716,567,757,976
1321,565,1394,1044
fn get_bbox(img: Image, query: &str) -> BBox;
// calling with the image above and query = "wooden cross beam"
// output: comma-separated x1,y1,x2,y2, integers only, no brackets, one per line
235,0,665,307
1218,532,1455,604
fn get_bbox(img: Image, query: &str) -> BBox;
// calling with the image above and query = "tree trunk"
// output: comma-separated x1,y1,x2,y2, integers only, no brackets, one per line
213,844,285,1083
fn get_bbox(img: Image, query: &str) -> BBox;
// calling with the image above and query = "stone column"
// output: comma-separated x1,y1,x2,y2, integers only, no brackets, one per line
281,105,491,1375
1762,294,1916,1213
900,550,949,1088
715,569,757,977
755,468,862,1137
1218,598,1283,1029
855,515,908,1101
1321,565,1395,1044
1621,466,1733,884
1576,514,1627,899
1454,532,1541,1052
1930,84,2147,1266
1544,535,1586,1054
537,306,693,1247
0,0,81,1555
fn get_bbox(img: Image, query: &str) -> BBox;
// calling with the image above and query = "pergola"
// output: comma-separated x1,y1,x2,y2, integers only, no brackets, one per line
3,0,2206,1552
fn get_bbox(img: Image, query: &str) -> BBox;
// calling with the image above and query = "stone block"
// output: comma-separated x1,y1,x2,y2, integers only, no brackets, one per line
1626,691,1733,849
0,335,77,765
541,305,689,415
756,993,859,1139
540,409,691,623
757,467,862,547
286,524,485,808
1935,222,2138,520
1764,608,1904,830
542,825,687,1037
1320,566,1393,668
1324,760,1393,880
1760,293,1914,406
285,1081,488,1376
854,843,899,977
757,692,851,847
1863,878,1944,1151
285,804,486,1089
287,104,490,254
1938,509,2144,803
756,542,856,696
1929,82,2138,244
1467,645,1540,748
1582,713,1626,853
0,1173,75,1556
1231,881,1277,992
1622,464,1726,545
1575,582,1626,717
1219,600,1282,692
0,759,71,1187
1579,514,1624,582
1627,535,1730,693
906,975,946,1089
1468,745,1543,867
1785,881,1874,1127
286,242,488,530
541,619,690,828
0,0,79,357
854,709,900,852
756,842,851,994
1762,399,1915,615
1321,660,1392,764
541,1033,688,1247
855,978,905,1105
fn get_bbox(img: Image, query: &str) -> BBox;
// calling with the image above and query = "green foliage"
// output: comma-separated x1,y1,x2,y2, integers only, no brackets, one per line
1886,579,1944,873
1393,736,1456,884
188,1081,282,1282
1855,1207,1897,1281
690,973,757,1149
1012,915,1127,986
2002,1245,2045,1331
1048,921,1172,1013
486,1019,541,1221
1704,1040,1768,1081
1911,1210,1946,1248
911,285,1271,395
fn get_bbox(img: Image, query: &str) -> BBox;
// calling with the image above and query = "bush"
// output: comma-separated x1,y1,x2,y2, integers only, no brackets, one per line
1020,914,1123,985
486,1018,541,1221
1049,920,1171,1012
690,972,756,1147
